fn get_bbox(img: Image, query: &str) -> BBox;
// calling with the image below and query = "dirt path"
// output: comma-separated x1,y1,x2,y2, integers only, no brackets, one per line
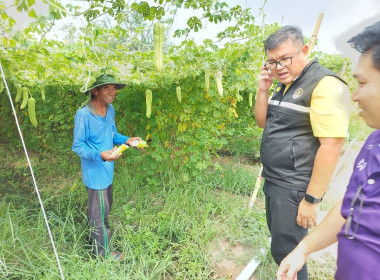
310,139,364,266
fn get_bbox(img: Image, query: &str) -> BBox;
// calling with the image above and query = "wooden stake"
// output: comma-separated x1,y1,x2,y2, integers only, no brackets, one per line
248,164,263,210
339,61,348,78
308,13,324,56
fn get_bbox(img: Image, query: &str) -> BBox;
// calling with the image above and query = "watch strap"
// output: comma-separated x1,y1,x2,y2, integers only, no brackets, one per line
304,193,323,204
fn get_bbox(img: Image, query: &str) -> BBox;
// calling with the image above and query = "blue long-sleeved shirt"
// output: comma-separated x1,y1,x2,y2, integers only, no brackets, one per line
72,103,128,190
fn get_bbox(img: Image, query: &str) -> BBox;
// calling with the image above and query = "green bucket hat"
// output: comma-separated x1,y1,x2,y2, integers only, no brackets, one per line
85,74,126,94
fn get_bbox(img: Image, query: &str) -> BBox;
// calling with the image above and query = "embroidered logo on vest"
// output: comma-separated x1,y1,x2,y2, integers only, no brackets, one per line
293,88,304,99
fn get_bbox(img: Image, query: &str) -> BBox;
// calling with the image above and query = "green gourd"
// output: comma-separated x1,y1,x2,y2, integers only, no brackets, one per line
205,69,210,90
153,22,164,71
176,86,181,103
15,83,22,102
215,71,223,97
146,89,152,118
20,87,28,109
41,84,45,101
28,97,38,128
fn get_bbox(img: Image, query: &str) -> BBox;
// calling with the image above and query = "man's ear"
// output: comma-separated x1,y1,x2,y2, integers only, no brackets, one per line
302,44,309,56
91,88,98,96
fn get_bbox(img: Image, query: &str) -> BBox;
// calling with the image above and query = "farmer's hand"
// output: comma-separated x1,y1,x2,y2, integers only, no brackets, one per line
297,199,319,229
101,147,121,162
277,243,308,280
126,137,142,146
126,137,144,149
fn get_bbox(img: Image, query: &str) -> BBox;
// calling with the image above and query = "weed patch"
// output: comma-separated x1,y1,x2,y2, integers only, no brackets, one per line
0,147,276,279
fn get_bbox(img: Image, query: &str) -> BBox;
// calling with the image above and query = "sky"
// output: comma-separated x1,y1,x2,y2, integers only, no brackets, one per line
238,0,380,53
7,0,380,63
240,0,380,65
178,0,380,64
250,0,380,66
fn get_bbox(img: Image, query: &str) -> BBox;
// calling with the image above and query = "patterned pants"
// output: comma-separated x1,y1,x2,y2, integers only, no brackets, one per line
86,184,113,257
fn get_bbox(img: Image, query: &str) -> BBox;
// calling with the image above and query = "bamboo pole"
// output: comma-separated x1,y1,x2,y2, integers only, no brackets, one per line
308,13,324,56
248,164,263,210
339,61,348,78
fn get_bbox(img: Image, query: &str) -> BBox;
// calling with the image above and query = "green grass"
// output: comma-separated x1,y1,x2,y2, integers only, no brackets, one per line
348,115,374,141
5,109,365,280
309,256,336,280
0,144,276,279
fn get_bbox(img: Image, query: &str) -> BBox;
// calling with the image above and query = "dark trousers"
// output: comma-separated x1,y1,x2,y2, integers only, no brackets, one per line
87,184,113,257
263,180,309,280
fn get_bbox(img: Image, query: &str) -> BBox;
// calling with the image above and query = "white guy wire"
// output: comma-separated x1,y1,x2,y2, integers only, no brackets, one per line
0,62,65,280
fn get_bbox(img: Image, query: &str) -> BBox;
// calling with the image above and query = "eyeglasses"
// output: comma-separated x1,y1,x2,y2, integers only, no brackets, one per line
344,185,364,240
264,47,303,71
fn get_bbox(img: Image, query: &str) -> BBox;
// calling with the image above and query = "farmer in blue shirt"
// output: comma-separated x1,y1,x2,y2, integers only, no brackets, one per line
72,74,141,259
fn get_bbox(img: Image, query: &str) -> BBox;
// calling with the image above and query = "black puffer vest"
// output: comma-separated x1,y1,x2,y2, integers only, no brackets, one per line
260,58,346,191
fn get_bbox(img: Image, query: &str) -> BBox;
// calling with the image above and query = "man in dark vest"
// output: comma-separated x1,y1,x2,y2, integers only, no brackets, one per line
277,20,380,280
255,25,351,280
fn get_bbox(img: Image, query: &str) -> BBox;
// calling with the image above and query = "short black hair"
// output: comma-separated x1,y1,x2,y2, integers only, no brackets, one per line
348,21,380,71
264,25,304,54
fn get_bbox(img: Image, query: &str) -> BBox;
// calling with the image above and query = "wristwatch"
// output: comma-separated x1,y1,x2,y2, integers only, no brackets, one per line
304,193,324,204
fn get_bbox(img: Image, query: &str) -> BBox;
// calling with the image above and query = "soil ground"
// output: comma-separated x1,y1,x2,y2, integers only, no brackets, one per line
309,139,363,264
